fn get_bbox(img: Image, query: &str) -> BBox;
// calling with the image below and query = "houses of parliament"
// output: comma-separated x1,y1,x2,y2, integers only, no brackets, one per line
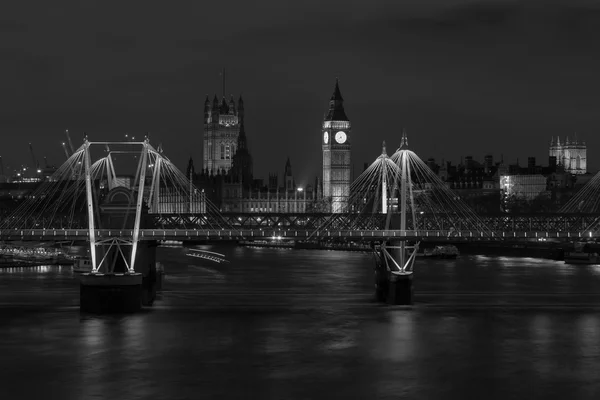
191,80,352,213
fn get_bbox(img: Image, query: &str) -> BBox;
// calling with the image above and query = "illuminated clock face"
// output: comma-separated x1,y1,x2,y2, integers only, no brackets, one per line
335,131,347,144
323,131,329,144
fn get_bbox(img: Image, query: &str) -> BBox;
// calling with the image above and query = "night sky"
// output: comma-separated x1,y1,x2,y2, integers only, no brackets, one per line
2,0,600,187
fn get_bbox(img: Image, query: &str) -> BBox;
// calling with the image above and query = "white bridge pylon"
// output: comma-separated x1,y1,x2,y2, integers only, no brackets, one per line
82,137,167,273
383,132,419,274
0,136,222,275
79,137,222,274
342,130,494,273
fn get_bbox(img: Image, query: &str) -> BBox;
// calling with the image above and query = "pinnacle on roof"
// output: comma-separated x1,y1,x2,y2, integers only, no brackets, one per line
382,141,387,155
284,157,292,177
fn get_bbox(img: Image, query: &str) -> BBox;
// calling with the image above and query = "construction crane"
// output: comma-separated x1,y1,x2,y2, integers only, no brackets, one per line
29,143,40,175
0,156,5,182
65,129,75,155
61,142,70,160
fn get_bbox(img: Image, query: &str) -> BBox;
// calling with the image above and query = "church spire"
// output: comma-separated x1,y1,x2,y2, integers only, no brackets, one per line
285,157,292,175
186,157,195,178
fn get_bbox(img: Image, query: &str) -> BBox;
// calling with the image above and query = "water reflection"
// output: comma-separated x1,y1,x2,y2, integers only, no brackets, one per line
2,248,600,398
576,314,600,358
589,265,600,277
387,311,416,362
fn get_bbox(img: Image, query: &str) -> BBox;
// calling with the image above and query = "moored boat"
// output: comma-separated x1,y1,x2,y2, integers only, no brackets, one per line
72,257,93,273
423,245,460,259
564,252,600,265
564,242,600,265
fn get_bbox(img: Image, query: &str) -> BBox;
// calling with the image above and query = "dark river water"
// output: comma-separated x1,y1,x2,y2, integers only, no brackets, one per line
1,245,600,399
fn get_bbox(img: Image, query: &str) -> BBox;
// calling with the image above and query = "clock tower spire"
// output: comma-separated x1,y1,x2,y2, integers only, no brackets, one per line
322,78,351,213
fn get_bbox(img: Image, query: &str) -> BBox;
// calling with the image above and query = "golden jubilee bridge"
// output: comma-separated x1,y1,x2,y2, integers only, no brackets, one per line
2,136,600,245
1,212,600,242
1,137,600,248
2,135,600,308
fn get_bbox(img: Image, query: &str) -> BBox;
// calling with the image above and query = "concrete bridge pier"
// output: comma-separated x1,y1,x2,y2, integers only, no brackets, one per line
80,187,161,314
374,239,414,305
80,273,143,313
80,240,159,313
386,271,413,305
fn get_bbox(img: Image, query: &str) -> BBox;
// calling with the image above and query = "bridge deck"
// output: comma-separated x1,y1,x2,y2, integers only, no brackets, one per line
0,228,594,241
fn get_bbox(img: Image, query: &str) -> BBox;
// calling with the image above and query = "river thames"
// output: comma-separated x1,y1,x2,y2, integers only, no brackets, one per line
1,245,600,399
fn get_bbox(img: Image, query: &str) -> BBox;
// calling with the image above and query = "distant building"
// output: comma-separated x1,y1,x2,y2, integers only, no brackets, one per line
203,94,244,175
499,174,550,213
499,175,548,200
549,135,586,174
194,150,320,214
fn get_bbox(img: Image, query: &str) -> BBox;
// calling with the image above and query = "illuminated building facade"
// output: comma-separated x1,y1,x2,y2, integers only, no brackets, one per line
203,94,244,175
549,136,586,174
499,174,548,212
322,79,351,213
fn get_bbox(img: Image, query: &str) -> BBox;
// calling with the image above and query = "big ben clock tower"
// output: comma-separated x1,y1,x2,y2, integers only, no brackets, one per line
322,79,351,213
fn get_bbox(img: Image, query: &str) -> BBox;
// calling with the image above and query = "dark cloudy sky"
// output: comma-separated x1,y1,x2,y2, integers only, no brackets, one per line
1,0,599,186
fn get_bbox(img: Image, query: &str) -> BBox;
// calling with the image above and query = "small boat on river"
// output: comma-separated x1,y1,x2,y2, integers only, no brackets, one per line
423,245,460,259
564,252,600,265
564,242,600,265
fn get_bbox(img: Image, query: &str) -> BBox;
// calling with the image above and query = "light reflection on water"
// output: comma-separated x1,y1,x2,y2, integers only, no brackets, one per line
1,247,600,398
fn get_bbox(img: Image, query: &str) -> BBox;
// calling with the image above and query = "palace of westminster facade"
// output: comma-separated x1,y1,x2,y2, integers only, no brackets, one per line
190,80,589,214
192,79,352,213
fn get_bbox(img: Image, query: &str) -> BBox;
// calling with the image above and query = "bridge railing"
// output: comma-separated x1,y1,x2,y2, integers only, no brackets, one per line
1,228,597,241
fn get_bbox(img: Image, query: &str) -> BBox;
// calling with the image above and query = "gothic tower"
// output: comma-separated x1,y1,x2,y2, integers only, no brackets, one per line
322,79,351,213
203,94,244,175
549,135,587,174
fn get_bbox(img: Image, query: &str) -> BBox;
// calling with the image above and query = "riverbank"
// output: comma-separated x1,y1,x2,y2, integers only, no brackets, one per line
236,239,577,260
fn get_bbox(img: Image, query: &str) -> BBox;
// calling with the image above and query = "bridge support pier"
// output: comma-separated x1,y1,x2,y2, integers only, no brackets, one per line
80,273,143,313
374,239,416,305
79,240,160,313
387,271,413,305
374,266,414,305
